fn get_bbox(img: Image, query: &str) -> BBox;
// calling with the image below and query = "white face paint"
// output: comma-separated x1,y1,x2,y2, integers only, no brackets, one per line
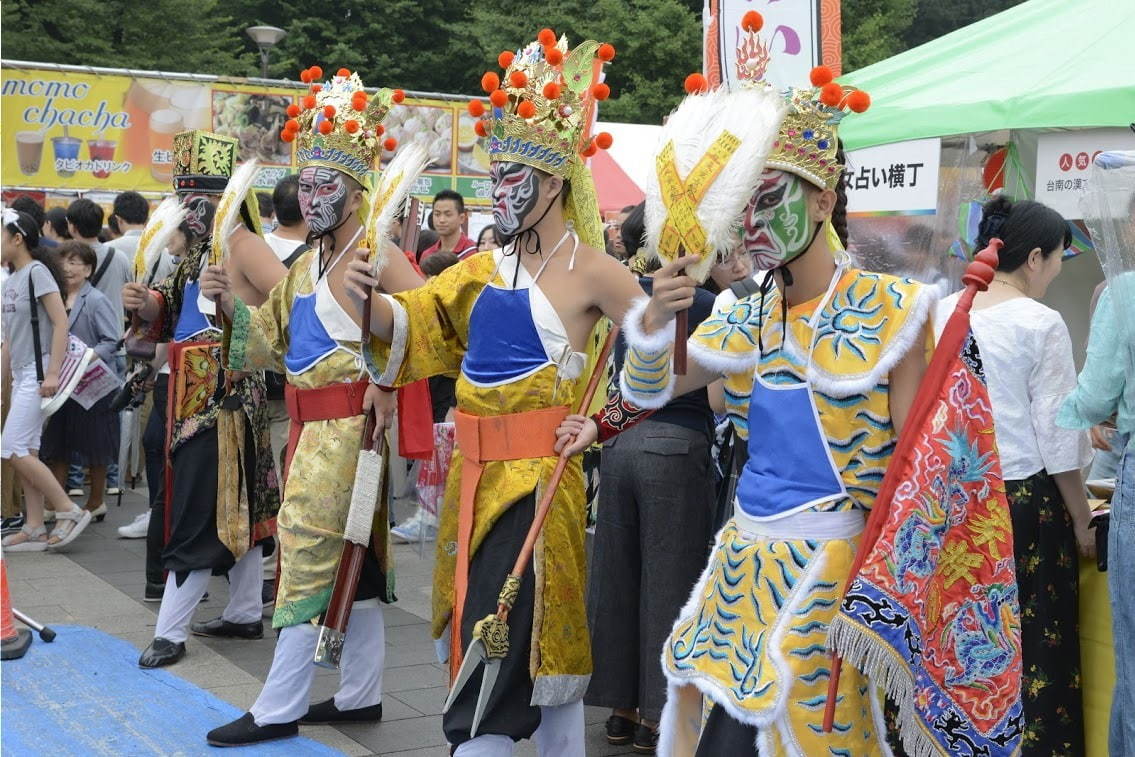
490,161,542,237
298,166,350,236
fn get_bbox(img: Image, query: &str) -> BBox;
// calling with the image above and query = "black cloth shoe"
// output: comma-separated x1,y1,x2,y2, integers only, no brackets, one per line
206,712,297,747
299,698,383,725
138,637,185,668
633,722,659,754
606,715,636,746
143,582,164,602
261,579,276,610
190,617,263,639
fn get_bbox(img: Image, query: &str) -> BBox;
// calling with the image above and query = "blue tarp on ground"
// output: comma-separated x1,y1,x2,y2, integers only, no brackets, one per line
0,625,344,756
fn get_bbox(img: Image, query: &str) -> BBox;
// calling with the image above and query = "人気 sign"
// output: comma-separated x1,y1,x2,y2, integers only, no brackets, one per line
1035,128,1135,219
844,138,940,216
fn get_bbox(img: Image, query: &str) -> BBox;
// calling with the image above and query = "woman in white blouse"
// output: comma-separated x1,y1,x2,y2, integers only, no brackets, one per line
936,196,1093,756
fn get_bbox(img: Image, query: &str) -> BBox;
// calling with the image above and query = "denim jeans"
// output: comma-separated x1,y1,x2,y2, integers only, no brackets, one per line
1110,441,1135,757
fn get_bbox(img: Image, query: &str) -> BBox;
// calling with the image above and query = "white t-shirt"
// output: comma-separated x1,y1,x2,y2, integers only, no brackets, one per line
264,232,308,264
934,294,1091,480
2,261,59,371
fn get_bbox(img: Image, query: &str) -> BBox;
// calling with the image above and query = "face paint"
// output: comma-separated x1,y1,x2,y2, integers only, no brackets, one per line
298,166,350,236
742,171,813,270
179,193,214,239
490,162,542,237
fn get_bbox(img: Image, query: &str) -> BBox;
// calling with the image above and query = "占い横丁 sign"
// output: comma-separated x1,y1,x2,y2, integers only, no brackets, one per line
844,138,941,216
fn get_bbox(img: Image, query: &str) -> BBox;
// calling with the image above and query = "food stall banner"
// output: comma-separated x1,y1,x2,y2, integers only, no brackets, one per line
2,63,492,205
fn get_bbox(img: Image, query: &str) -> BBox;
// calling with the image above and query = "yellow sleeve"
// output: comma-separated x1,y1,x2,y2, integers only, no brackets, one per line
363,253,489,387
226,253,309,373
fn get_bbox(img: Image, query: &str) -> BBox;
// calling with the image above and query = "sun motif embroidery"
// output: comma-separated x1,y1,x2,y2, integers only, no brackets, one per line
812,282,886,361
697,299,763,351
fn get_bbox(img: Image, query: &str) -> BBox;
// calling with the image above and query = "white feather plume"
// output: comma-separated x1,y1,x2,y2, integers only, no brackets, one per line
210,159,260,266
645,86,787,282
134,197,187,284
365,143,431,280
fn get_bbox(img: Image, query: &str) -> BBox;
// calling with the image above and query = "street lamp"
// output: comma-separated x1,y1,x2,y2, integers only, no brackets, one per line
246,25,287,79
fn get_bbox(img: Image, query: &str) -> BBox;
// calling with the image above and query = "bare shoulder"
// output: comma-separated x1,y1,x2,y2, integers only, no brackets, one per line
576,243,634,285
230,225,272,255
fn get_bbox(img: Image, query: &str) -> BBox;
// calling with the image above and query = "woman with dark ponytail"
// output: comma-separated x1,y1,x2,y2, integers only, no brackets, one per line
1,209,92,551
934,195,1091,756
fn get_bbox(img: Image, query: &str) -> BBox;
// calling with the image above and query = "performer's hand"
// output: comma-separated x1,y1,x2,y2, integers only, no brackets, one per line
1074,519,1097,560
644,256,701,333
554,414,597,457
200,265,235,316
38,371,60,398
345,248,380,306
1089,424,1114,452
122,282,153,313
363,383,396,443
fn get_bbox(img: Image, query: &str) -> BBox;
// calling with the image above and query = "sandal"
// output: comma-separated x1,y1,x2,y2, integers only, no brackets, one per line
47,508,92,550
2,525,48,552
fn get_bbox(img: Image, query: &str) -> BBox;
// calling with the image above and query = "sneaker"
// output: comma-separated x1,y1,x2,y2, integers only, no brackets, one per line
67,487,84,497
106,487,122,496
390,515,437,544
1,514,25,536
118,511,150,539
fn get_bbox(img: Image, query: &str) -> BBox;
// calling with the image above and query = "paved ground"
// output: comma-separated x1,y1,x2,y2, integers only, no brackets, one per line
4,489,637,756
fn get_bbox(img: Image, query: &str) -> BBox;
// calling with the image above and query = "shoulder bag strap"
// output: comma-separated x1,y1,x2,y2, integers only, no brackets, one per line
89,246,116,288
28,269,44,382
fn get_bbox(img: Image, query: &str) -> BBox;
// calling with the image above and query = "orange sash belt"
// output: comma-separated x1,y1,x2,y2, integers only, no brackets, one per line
450,405,568,673
282,380,369,482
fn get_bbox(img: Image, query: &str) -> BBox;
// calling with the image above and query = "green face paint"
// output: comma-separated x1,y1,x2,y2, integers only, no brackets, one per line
742,171,813,270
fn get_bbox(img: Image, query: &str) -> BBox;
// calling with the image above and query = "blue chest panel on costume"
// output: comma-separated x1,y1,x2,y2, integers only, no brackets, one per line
285,292,339,374
173,279,213,343
735,375,845,519
461,285,549,385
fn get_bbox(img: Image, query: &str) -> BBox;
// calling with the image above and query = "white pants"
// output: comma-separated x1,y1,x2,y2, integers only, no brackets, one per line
1,364,46,459
153,544,263,643
250,601,385,726
452,700,585,757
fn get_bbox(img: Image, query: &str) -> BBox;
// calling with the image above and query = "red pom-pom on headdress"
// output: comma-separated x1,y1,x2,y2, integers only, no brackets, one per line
310,84,323,93
286,104,300,118
323,105,336,119
300,68,313,83
517,100,536,118
281,130,296,143
303,95,317,110
498,51,515,69
591,82,611,101
336,67,351,77
345,119,360,133
809,66,835,87
284,118,300,133
318,120,333,135
819,82,842,106
597,43,616,61
545,47,563,65
845,89,871,113
489,89,508,108
538,28,556,46
310,65,323,80
392,89,405,103
543,82,561,100
684,73,709,94
741,10,763,32
509,70,528,88
474,120,488,138
595,132,613,150
481,72,500,94
582,140,598,158
383,137,397,152
467,99,486,117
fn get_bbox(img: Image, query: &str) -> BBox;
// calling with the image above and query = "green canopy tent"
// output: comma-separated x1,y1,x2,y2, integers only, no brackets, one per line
839,0,1135,150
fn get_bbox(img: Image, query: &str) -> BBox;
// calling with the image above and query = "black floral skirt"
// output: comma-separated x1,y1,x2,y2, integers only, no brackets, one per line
1007,470,1085,756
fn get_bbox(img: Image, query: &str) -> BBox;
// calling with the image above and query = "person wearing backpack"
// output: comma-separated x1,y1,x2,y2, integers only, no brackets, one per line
0,209,93,551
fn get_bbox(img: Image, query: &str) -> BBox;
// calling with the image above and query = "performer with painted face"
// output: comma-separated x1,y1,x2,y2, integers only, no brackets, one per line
558,71,937,755
343,30,647,756
198,68,425,747
122,131,286,669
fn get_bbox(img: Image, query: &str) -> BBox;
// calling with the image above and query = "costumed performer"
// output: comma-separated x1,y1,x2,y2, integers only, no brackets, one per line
342,29,647,756
558,70,936,755
199,68,427,747
123,130,286,668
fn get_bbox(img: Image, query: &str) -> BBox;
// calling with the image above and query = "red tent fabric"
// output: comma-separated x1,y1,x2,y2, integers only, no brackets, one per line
589,149,644,213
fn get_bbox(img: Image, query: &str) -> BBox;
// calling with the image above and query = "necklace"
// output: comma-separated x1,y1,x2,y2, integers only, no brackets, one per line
992,276,1028,296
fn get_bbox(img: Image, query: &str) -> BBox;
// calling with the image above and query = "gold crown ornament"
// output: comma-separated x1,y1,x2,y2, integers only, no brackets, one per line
762,66,871,191
281,66,402,187
173,130,238,194
465,28,617,248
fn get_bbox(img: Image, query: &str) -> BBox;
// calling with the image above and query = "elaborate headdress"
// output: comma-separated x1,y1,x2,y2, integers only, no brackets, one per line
465,28,617,249
763,66,871,191
173,130,238,194
281,66,402,188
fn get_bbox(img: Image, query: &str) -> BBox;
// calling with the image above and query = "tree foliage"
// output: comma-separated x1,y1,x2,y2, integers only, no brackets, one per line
840,0,917,73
